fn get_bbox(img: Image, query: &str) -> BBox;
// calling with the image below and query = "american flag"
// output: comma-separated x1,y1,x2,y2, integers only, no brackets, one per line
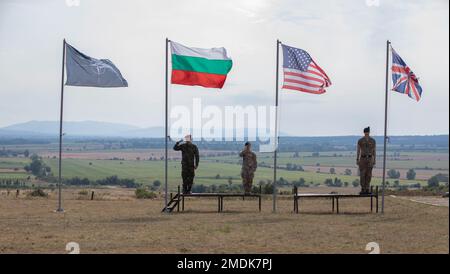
391,47,422,101
281,44,331,94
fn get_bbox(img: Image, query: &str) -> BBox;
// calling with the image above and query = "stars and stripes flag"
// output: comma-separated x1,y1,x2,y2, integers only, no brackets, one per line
281,44,331,94
391,47,422,101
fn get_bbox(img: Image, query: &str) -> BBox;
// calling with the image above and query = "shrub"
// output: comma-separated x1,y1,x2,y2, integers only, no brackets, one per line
428,174,449,188
293,178,306,187
78,190,89,195
427,176,440,188
153,180,161,188
135,188,157,199
263,183,274,194
191,184,207,193
28,188,48,197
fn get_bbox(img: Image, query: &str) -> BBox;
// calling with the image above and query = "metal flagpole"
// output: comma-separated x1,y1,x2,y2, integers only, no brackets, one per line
381,40,391,214
164,38,170,212
273,39,281,213
56,39,66,212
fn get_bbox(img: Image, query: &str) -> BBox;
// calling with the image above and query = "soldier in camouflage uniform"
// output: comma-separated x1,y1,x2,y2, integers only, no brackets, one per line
173,135,199,194
356,127,376,194
239,142,257,194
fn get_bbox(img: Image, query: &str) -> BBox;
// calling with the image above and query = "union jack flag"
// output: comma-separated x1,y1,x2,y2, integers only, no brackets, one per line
391,47,422,101
281,44,331,94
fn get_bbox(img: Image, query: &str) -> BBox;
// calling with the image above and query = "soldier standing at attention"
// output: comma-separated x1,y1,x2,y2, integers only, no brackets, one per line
239,142,257,194
173,134,199,194
357,127,376,194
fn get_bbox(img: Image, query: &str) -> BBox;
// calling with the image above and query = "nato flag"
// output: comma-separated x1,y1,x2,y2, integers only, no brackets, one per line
65,42,128,87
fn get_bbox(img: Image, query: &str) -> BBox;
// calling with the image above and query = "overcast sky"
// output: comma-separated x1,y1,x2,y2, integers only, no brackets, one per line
0,0,448,136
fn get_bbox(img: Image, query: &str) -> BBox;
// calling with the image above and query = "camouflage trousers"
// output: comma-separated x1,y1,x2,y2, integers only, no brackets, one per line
241,170,255,193
358,157,373,193
181,168,195,194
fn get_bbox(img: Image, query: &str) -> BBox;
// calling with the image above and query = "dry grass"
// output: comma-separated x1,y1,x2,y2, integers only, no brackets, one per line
0,188,448,254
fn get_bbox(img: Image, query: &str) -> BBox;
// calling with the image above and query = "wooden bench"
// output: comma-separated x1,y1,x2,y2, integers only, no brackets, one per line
163,186,262,213
293,186,379,214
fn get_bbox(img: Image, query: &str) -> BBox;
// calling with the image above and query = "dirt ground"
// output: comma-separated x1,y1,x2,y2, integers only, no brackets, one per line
0,188,448,254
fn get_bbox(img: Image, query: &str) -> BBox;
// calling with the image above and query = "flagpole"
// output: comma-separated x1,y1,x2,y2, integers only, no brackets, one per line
381,40,391,214
273,39,280,213
164,38,170,212
56,39,66,213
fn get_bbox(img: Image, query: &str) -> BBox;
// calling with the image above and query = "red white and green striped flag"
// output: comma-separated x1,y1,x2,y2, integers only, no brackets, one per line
170,41,233,89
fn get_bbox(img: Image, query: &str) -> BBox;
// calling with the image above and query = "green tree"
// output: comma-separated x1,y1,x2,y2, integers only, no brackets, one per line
406,169,416,180
427,176,440,188
152,180,161,188
25,154,49,177
387,169,401,179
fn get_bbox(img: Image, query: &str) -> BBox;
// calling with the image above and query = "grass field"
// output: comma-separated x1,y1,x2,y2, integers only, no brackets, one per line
0,188,448,253
40,158,427,189
0,148,448,191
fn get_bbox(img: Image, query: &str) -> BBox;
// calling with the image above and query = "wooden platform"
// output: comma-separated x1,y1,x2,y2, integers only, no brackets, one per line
293,186,379,214
162,186,262,213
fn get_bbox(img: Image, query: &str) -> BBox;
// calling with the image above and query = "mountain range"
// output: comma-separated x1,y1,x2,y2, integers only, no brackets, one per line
0,121,289,138
0,121,165,138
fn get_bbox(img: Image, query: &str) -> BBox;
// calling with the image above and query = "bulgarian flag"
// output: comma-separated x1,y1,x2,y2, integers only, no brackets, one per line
170,41,233,89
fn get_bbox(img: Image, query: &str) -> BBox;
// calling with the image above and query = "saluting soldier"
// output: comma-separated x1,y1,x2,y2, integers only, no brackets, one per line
239,142,257,194
356,127,376,194
173,134,199,194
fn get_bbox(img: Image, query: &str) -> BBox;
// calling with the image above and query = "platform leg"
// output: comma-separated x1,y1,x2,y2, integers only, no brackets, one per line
332,197,335,212
371,196,373,213
259,195,261,212
336,198,339,214
376,186,379,213
182,195,185,211
177,186,180,212
376,194,379,213
294,198,297,213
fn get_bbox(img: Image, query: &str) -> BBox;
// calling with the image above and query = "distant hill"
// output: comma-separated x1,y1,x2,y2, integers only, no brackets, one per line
0,121,288,138
0,121,164,138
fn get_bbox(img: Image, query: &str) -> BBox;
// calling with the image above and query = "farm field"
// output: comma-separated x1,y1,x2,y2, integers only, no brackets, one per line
0,148,448,191
0,188,448,253
40,158,429,188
